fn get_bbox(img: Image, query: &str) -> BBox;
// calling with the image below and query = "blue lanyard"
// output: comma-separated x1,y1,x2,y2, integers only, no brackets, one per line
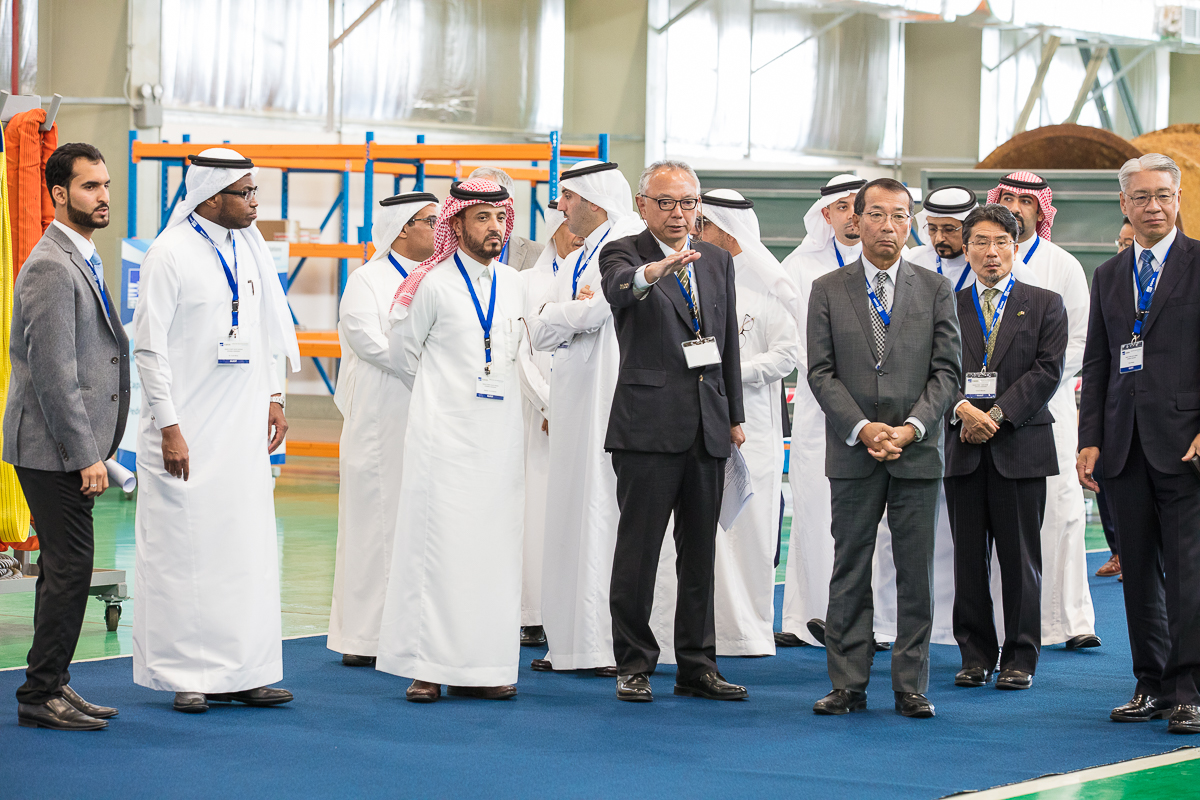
971,276,1015,370
187,214,239,331
1132,244,1172,339
454,253,498,373
864,271,891,327
936,255,971,291
573,228,611,298
1022,235,1040,265
387,253,409,278
85,257,110,318
835,245,846,268
499,240,510,265
675,268,701,336
551,256,559,276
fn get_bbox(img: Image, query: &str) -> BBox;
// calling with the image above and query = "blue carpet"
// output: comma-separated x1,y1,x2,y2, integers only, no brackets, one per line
1,552,1179,799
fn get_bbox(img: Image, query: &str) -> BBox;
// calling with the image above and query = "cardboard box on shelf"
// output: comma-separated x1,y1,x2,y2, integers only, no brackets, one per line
256,219,299,242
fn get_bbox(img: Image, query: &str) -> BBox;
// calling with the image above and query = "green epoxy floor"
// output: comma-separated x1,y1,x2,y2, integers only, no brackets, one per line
1011,757,1200,800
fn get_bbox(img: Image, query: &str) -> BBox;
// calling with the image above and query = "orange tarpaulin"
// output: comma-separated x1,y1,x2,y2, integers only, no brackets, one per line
4,108,57,276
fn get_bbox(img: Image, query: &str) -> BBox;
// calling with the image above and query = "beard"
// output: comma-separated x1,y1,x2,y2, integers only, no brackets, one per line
1014,215,1027,237
66,196,109,230
462,226,504,261
934,243,964,259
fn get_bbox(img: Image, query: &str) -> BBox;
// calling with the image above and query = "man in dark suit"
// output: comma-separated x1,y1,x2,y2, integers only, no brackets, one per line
599,159,746,703
943,205,1067,692
1078,153,1200,735
806,178,961,719
3,143,129,730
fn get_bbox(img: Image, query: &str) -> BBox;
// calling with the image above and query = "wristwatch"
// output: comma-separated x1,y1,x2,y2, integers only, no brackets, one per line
988,405,1004,425
270,395,285,410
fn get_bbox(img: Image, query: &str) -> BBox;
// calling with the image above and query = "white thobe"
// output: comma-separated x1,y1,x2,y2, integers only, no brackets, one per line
900,245,974,646
527,221,624,670
132,217,283,693
778,239,902,646
327,252,415,656
1010,236,1096,643
518,260,555,627
376,250,527,686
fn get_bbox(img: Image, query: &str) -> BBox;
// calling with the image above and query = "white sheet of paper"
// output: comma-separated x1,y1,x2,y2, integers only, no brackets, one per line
719,445,754,530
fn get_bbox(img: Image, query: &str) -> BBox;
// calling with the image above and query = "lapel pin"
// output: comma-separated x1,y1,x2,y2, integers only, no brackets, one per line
1017,311,1025,316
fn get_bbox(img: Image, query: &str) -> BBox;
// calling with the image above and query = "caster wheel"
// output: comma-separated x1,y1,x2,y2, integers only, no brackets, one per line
105,604,121,632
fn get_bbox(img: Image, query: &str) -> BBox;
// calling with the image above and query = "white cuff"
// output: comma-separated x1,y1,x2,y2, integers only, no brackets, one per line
148,400,179,430
905,416,926,442
950,400,967,425
847,419,869,447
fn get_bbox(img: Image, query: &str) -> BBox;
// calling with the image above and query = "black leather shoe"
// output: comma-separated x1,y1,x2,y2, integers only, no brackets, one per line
674,672,748,701
774,631,805,647
207,686,293,707
996,670,1033,690
341,654,376,667
813,689,867,715
61,684,118,719
1064,634,1101,650
1110,694,1172,722
594,666,618,678
895,692,935,718
447,684,517,700
1168,704,1200,734
874,640,892,652
18,697,107,730
173,692,209,714
955,667,992,687
616,673,652,702
530,658,554,672
806,619,827,646
520,625,547,647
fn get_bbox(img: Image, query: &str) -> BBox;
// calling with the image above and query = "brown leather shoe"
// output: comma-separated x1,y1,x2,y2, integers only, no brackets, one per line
447,684,517,700
594,666,618,678
1096,554,1121,577
405,680,441,703
530,658,554,672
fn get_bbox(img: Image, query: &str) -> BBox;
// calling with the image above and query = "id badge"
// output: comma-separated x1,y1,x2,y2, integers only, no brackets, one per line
477,375,504,400
217,339,251,365
682,336,721,368
964,371,998,399
1120,341,1144,373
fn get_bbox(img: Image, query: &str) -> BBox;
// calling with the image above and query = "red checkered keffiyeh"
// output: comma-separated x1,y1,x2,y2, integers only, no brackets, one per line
986,171,1057,241
391,178,515,311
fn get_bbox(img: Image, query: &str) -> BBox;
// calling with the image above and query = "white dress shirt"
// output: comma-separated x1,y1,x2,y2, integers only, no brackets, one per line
1131,225,1176,303
632,235,700,314
951,271,1016,420
52,219,97,264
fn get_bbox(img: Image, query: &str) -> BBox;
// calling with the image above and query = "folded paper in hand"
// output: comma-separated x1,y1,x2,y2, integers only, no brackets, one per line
719,446,754,529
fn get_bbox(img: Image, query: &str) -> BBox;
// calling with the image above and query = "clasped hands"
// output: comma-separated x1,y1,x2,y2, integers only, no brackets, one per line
956,403,998,445
858,421,916,462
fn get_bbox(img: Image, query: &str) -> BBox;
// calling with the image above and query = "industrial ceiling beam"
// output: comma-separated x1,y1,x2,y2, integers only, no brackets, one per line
1066,44,1109,124
1014,35,1061,135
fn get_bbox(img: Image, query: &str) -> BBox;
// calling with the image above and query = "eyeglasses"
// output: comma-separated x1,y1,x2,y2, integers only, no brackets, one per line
219,186,258,201
1128,191,1177,208
927,224,962,236
409,216,437,229
862,211,911,226
1116,238,1135,250
738,314,754,349
967,237,1014,251
694,215,708,233
639,194,699,212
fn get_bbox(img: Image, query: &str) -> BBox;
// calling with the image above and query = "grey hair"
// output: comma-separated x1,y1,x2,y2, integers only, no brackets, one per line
468,167,516,194
638,160,700,196
1118,154,1181,193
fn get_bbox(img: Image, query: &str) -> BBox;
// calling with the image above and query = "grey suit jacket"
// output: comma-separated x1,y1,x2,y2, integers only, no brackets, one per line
506,234,546,272
807,257,961,480
3,224,130,471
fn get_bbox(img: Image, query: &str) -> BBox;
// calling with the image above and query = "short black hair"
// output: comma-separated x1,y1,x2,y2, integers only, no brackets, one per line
1121,216,1131,227
961,204,1019,243
46,143,105,204
853,178,913,215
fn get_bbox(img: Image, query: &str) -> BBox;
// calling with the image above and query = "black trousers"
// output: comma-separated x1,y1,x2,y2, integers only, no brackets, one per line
1093,462,1119,556
944,447,1045,675
609,427,724,682
13,466,96,705
1104,426,1200,705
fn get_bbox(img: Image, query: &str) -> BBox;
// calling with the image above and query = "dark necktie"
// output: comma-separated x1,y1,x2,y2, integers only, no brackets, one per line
871,271,889,360
982,287,1000,361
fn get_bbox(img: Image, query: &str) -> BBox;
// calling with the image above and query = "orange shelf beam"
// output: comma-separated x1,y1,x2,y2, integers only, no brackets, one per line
286,440,339,458
132,142,364,163
288,243,373,259
296,330,341,358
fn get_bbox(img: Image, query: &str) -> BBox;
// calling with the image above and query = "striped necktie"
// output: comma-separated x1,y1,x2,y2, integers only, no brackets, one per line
677,264,700,328
1137,249,1155,295
982,287,1000,360
871,271,889,360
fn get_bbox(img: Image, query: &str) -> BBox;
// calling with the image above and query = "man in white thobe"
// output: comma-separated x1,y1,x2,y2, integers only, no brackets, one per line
692,189,800,656
990,171,1099,650
328,191,438,667
525,161,645,675
518,200,583,649
881,185,979,647
377,178,528,702
133,149,301,714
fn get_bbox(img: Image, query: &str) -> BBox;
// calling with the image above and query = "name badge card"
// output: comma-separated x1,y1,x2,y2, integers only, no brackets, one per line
217,339,251,365
964,371,998,399
683,336,721,368
477,375,504,400
1120,341,1144,373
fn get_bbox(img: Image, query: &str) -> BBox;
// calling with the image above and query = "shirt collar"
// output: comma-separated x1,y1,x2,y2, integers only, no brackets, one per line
457,247,494,277
584,219,612,250
1133,226,1176,270
833,237,861,265
653,233,689,259
52,220,96,264
972,270,1015,297
192,213,232,245
389,249,419,271
862,253,900,283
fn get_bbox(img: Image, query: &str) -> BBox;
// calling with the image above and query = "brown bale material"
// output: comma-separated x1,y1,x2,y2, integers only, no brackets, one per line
1132,125,1200,236
977,124,1142,170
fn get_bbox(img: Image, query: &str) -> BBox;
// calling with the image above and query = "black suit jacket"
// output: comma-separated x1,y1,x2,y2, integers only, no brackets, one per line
1079,232,1200,476
943,279,1066,480
599,229,743,458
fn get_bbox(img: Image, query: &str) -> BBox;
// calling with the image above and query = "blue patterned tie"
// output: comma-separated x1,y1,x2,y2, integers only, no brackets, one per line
1137,249,1155,295
88,252,110,317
